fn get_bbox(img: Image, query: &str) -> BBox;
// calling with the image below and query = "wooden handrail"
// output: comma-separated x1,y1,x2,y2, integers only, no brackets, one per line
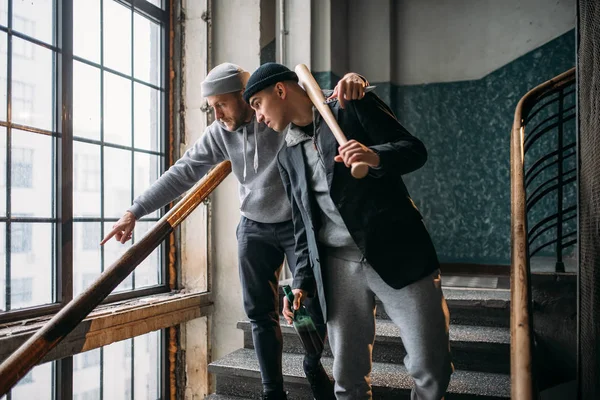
0,160,232,396
510,68,575,400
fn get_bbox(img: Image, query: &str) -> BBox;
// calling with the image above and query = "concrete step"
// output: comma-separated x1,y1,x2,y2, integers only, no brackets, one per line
278,285,510,328
205,395,251,400
237,318,510,374
208,348,510,400
376,287,511,327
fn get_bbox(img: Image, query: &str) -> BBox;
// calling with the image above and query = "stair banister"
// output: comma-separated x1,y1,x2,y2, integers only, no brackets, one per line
0,160,232,396
510,68,575,400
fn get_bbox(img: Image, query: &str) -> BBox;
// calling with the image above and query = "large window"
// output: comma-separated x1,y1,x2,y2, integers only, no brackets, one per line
0,0,169,398
0,330,163,400
0,0,169,312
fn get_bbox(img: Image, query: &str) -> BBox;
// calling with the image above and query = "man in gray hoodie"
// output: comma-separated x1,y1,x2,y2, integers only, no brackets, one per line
100,62,368,400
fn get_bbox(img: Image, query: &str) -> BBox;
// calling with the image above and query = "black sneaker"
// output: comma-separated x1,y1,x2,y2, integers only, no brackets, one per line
303,360,335,400
261,390,288,400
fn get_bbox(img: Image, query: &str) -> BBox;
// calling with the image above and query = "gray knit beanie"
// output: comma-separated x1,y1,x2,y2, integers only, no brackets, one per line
201,63,250,97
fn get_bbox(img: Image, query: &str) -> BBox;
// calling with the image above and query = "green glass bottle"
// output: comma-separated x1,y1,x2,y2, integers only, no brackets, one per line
282,285,324,357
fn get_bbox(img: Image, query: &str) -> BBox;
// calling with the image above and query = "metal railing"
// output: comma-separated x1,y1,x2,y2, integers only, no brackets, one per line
0,161,232,396
522,70,577,272
510,67,576,399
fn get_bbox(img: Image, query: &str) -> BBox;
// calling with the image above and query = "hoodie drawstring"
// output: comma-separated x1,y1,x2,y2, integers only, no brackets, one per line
242,126,248,181
312,107,317,137
242,120,260,182
253,118,259,174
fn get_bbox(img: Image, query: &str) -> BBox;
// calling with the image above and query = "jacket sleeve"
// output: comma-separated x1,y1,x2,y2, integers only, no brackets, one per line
348,92,427,176
128,125,228,218
277,155,316,295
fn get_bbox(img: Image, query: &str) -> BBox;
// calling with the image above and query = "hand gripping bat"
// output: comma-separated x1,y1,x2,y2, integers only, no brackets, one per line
295,64,369,179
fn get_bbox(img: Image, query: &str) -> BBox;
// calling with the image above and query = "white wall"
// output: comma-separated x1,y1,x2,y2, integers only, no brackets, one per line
308,0,575,85
348,0,392,83
209,0,262,367
311,0,331,72
278,0,312,68
261,0,276,50
392,0,575,84
182,1,212,398
182,0,263,395
330,0,349,77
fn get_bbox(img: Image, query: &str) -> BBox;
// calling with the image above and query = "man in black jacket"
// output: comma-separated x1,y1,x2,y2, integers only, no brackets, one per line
244,63,453,400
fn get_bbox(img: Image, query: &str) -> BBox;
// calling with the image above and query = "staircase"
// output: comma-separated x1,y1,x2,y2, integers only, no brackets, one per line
207,283,511,399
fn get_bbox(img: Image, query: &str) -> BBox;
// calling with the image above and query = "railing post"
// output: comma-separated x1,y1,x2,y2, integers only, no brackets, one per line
556,90,565,273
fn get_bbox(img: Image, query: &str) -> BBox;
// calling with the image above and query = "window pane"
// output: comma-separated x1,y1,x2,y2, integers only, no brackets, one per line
9,361,54,400
10,223,53,309
74,349,101,400
74,223,102,297
0,223,5,312
104,221,133,292
133,153,160,219
104,72,132,147
13,0,53,45
12,130,53,218
0,31,6,122
74,62,101,141
147,0,162,9
0,0,6,26
134,84,161,152
103,338,133,400
74,0,101,64
134,331,161,399
104,0,132,76
12,40,53,131
74,332,162,400
134,14,161,87
104,147,132,218
0,127,6,216
134,221,160,288
74,142,101,217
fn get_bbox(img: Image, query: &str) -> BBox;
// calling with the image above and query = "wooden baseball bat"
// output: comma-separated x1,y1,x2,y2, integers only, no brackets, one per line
294,64,369,179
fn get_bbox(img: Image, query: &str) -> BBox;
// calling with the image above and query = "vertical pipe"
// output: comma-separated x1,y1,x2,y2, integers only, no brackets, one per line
279,0,286,65
556,90,565,273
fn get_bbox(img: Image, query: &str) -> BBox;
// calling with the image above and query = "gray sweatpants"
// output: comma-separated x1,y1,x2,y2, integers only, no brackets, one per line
322,247,453,400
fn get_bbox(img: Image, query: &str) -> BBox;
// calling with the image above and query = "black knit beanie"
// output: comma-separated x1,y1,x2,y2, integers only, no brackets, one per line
243,62,298,103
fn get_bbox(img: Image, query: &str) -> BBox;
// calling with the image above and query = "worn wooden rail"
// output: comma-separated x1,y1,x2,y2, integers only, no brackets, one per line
0,161,232,396
510,68,575,400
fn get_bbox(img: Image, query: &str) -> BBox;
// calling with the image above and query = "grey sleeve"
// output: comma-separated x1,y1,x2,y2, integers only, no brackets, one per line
128,126,228,218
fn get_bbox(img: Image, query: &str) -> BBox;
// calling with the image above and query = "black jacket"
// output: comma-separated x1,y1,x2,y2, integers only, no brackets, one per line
277,91,439,320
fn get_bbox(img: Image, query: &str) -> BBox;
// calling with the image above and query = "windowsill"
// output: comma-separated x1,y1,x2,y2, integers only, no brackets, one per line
0,289,213,365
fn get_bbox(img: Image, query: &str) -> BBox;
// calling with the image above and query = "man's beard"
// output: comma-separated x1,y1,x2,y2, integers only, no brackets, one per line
222,117,244,131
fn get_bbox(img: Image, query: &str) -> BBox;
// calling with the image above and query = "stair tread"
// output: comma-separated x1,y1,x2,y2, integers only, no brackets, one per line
441,287,510,306
209,348,510,398
279,280,510,308
238,318,510,345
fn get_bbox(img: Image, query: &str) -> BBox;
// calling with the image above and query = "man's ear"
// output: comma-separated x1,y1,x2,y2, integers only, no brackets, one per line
275,82,286,99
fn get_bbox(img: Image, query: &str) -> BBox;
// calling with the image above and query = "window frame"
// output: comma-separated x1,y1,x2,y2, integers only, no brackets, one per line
0,1,172,398
0,0,178,400
0,0,171,322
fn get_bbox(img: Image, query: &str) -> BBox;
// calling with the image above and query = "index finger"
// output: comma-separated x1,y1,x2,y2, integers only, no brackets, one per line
338,139,357,151
326,86,339,101
336,80,347,109
293,291,303,310
100,225,121,246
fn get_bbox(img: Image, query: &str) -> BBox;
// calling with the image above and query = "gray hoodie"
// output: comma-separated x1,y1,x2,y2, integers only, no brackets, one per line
128,116,292,224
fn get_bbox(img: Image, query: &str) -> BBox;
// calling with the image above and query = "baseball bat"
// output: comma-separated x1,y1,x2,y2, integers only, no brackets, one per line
294,64,369,179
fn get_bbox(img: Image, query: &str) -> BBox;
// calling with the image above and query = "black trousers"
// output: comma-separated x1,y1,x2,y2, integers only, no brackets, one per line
237,216,326,391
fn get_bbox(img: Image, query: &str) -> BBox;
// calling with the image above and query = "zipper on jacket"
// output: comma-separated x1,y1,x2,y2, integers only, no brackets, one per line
312,134,326,168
